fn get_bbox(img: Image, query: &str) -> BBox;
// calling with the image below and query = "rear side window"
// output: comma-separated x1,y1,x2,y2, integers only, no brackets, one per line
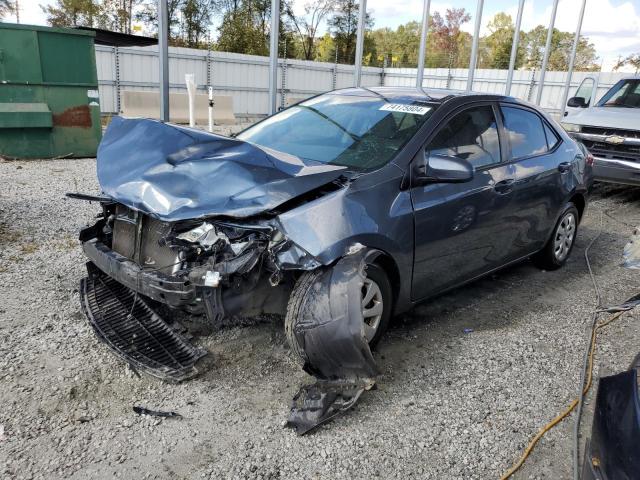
502,107,548,159
543,123,560,150
426,105,501,170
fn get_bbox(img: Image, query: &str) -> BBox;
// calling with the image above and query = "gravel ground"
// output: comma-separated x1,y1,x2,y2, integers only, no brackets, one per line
1,158,639,480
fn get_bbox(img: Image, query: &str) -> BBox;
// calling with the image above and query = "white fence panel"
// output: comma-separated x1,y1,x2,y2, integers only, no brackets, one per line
95,44,629,118
96,45,386,116
384,67,629,116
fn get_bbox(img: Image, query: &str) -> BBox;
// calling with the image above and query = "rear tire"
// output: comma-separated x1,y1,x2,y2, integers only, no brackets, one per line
533,203,579,271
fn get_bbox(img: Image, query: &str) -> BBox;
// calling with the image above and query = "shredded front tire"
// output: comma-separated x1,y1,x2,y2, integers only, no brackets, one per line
285,270,323,364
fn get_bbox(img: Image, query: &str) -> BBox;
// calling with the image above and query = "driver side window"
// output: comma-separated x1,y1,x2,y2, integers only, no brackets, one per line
426,105,501,170
574,78,595,106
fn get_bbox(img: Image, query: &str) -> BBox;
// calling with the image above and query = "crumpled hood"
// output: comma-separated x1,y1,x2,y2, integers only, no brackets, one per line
565,107,640,130
97,117,347,221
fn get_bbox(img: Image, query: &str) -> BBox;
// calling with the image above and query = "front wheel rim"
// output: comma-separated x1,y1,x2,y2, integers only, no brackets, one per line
553,212,576,262
362,277,383,343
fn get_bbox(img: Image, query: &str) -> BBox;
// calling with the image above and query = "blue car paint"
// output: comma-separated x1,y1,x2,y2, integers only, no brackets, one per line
98,116,347,221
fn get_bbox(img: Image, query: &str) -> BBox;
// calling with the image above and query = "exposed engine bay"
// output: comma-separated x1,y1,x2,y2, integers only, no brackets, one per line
81,200,297,323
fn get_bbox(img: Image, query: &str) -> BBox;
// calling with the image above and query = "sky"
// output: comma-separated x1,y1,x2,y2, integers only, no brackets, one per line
12,0,640,71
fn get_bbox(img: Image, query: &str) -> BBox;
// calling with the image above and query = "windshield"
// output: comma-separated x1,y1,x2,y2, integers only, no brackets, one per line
597,79,640,108
236,93,436,170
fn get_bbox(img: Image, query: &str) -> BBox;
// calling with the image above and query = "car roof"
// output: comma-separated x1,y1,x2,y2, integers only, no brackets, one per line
330,86,509,104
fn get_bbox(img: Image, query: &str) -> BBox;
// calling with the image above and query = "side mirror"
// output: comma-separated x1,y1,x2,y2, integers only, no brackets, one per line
567,96,588,108
413,153,474,186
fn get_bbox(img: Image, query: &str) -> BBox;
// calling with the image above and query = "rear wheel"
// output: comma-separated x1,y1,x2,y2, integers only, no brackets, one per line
533,204,579,270
285,262,392,363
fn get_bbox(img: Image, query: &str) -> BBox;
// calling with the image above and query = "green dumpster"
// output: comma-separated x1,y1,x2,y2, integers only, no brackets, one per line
0,23,102,159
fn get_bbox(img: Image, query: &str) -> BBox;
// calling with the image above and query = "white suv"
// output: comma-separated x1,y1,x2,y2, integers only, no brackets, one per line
561,76,640,186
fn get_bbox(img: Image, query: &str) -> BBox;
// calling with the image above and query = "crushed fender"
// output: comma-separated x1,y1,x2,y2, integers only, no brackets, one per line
286,247,379,435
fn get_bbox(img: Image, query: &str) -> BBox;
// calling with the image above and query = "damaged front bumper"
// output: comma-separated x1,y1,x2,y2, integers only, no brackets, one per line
82,238,196,305
77,202,311,320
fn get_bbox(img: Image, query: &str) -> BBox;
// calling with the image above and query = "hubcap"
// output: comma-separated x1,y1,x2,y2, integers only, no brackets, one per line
362,277,384,343
554,212,576,262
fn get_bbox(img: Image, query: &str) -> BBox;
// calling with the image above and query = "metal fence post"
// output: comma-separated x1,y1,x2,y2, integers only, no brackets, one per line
206,39,212,89
560,0,588,118
416,0,431,88
331,47,338,90
353,0,367,87
114,46,121,113
527,68,537,102
158,0,169,121
535,0,559,105
466,0,484,91
280,41,287,110
446,52,453,89
268,0,280,115
505,0,525,96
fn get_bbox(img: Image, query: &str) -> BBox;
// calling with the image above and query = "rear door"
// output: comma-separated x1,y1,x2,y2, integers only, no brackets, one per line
410,103,518,300
499,104,574,258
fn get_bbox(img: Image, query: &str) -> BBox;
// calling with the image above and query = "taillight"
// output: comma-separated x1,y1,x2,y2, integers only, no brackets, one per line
586,153,594,167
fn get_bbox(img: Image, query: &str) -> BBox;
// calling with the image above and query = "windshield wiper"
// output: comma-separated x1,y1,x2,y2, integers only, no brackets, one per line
297,105,362,142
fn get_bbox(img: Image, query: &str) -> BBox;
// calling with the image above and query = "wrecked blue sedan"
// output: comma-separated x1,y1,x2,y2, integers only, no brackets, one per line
77,87,592,433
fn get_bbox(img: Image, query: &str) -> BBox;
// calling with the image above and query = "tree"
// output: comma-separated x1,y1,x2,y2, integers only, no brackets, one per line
428,8,471,68
313,32,335,62
368,21,421,67
41,0,101,27
523,26,599,71
99,0,143,34
216,0,297,57
479,13,524,69
0,0,14,20
285,0,335,60
42,0,143,33
216,2,268,55
136,0,218,47
614,54,640,73
181,0,217,46
326,0,373,64
135,0,182,38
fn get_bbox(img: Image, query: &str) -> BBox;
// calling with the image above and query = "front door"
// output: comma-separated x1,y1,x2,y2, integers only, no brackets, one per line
410,103,517,300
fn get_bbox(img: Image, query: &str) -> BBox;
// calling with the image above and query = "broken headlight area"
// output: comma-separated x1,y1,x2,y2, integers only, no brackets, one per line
80,202,298,321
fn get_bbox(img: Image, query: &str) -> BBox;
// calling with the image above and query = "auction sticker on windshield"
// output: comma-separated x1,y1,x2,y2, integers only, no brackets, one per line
379,104,431,115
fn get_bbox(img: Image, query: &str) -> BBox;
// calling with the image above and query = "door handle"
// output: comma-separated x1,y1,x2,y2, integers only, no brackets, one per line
558,162,572,173
494,179,515,194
